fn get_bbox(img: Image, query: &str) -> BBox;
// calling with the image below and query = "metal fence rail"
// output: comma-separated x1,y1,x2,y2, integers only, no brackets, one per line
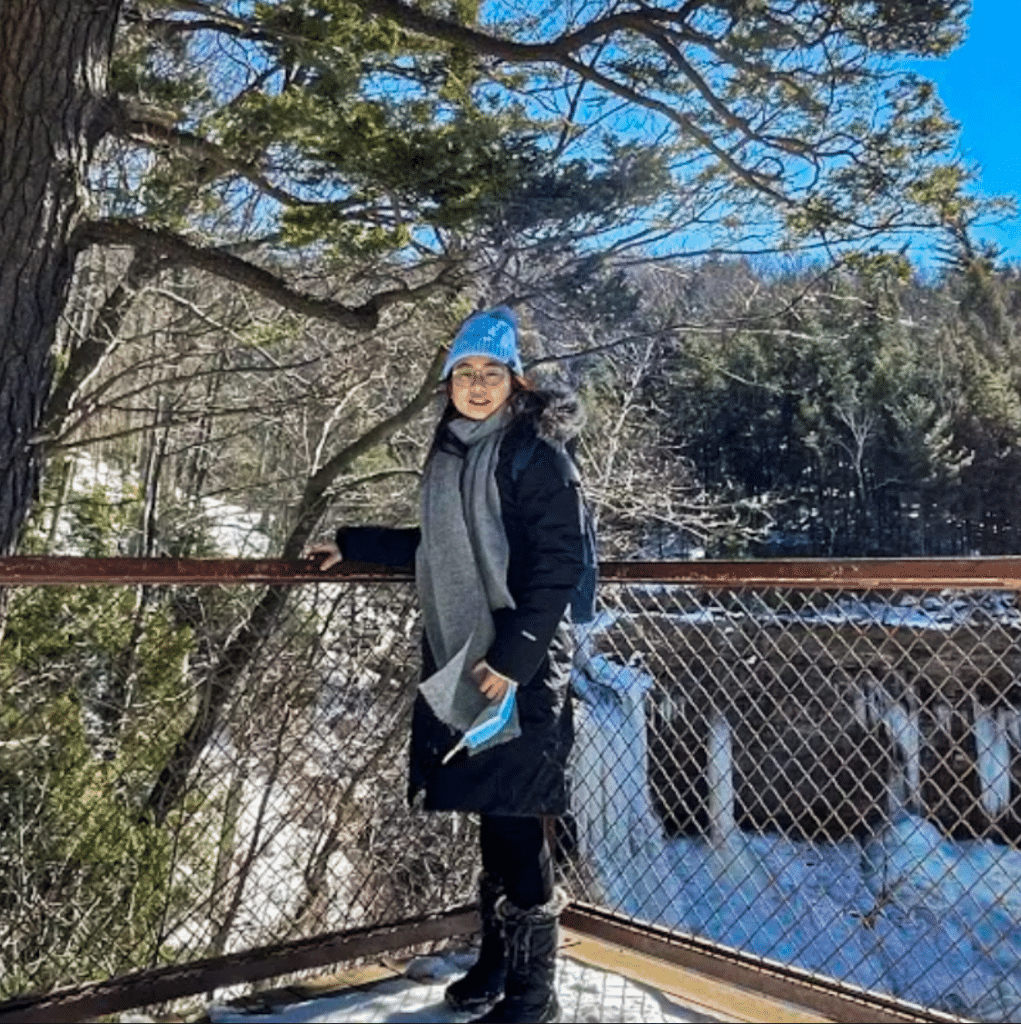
3,557,1021,1022
1,561,473,1017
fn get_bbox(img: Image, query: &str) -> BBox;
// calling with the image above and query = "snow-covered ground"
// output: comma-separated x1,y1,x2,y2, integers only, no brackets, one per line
162,742,360,956
54,453,272,557
570,653,1021,1023
206,951,717,1023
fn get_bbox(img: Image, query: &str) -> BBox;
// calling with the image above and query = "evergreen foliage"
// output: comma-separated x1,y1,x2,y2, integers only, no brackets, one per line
6,0,1021,1006
1,490,201,997
640,248,1021,556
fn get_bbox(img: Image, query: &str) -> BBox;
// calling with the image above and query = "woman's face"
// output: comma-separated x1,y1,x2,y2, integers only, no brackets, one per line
449,356,513,420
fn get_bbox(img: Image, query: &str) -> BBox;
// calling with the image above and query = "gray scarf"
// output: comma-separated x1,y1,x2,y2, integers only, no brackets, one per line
415,406,517,734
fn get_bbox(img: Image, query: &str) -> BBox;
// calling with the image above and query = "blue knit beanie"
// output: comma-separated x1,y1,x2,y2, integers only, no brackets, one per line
442,306,523,379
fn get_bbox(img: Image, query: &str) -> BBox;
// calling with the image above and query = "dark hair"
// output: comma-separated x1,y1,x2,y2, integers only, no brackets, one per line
425,373,532,463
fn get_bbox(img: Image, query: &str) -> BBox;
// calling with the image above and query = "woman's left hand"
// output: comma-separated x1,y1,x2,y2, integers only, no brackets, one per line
470,660,512,702
304,540,343,571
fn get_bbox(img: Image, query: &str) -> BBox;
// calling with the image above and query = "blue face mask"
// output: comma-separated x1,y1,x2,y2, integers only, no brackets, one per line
442,682,519,763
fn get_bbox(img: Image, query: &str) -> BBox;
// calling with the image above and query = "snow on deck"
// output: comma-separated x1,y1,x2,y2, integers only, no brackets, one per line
206,951,721,1023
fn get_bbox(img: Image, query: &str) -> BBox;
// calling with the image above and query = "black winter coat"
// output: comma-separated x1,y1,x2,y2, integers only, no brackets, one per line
337,392,586,817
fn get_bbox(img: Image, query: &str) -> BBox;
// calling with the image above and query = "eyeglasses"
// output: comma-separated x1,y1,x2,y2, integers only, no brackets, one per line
450,365,510,389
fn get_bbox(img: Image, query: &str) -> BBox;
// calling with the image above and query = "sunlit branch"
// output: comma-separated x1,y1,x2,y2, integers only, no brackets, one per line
74,219,463,330
352,0,790,202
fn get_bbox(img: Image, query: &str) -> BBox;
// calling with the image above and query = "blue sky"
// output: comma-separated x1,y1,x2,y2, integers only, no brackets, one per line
904,1,1021,262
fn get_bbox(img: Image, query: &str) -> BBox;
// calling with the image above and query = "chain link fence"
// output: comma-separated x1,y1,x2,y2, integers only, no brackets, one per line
3,562,1021,1021
564,579,1021,1023
0,572,479,1011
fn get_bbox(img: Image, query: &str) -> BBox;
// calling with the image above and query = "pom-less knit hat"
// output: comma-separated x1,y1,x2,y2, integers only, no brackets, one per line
442,306,523,379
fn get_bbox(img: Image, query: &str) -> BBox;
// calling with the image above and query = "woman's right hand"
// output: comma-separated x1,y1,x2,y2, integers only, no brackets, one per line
304,540,343,571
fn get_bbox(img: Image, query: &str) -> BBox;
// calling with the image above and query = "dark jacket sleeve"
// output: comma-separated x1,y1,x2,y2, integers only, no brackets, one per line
485,440,586,686
336,526,420,569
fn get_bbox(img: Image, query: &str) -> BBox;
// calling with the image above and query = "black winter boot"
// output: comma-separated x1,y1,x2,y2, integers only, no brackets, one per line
470,888,566,1023
445,873,507,1012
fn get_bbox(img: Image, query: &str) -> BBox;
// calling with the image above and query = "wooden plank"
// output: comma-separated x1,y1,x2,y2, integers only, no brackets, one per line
561,928,829,1024
210,961,403,1020
562,906,971,1024
286,961,402,997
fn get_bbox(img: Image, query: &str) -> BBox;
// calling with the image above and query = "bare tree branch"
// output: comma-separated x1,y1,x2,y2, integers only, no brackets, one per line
143,342,448,824
73,219,462,330
42,248,161,445
292,342,448,558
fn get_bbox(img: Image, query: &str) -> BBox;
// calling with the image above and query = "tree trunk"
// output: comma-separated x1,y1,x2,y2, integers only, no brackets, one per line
0,0,121,554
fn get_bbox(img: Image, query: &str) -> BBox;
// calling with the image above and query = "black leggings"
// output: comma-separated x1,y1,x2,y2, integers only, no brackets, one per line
479,814,554,910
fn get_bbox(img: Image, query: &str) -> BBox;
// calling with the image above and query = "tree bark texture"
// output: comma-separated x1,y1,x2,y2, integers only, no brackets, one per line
0,0,121,553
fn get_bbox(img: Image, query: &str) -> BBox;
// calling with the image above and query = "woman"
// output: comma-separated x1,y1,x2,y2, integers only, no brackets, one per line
307,307,587,1024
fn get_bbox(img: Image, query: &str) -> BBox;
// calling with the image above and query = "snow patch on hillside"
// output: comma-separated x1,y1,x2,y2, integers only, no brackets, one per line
52,454,272,557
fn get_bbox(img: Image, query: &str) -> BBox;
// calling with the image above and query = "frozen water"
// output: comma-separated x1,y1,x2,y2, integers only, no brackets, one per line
974,705,1012,819
571,656,1021,1023
570,654,662,873
569,654,683,921
1007,708,1021,749
880,696,921,813
706,712,735,846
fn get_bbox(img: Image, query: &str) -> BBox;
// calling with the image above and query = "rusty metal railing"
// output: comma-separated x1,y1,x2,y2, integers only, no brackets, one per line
3,557,1021,1023
6,554,1021,587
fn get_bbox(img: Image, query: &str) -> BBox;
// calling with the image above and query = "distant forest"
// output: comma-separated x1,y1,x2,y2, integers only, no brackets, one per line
28,231,1021,565
611,236,1021,559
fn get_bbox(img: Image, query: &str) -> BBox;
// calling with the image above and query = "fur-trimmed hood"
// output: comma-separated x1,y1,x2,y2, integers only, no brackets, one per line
516,384,585,447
